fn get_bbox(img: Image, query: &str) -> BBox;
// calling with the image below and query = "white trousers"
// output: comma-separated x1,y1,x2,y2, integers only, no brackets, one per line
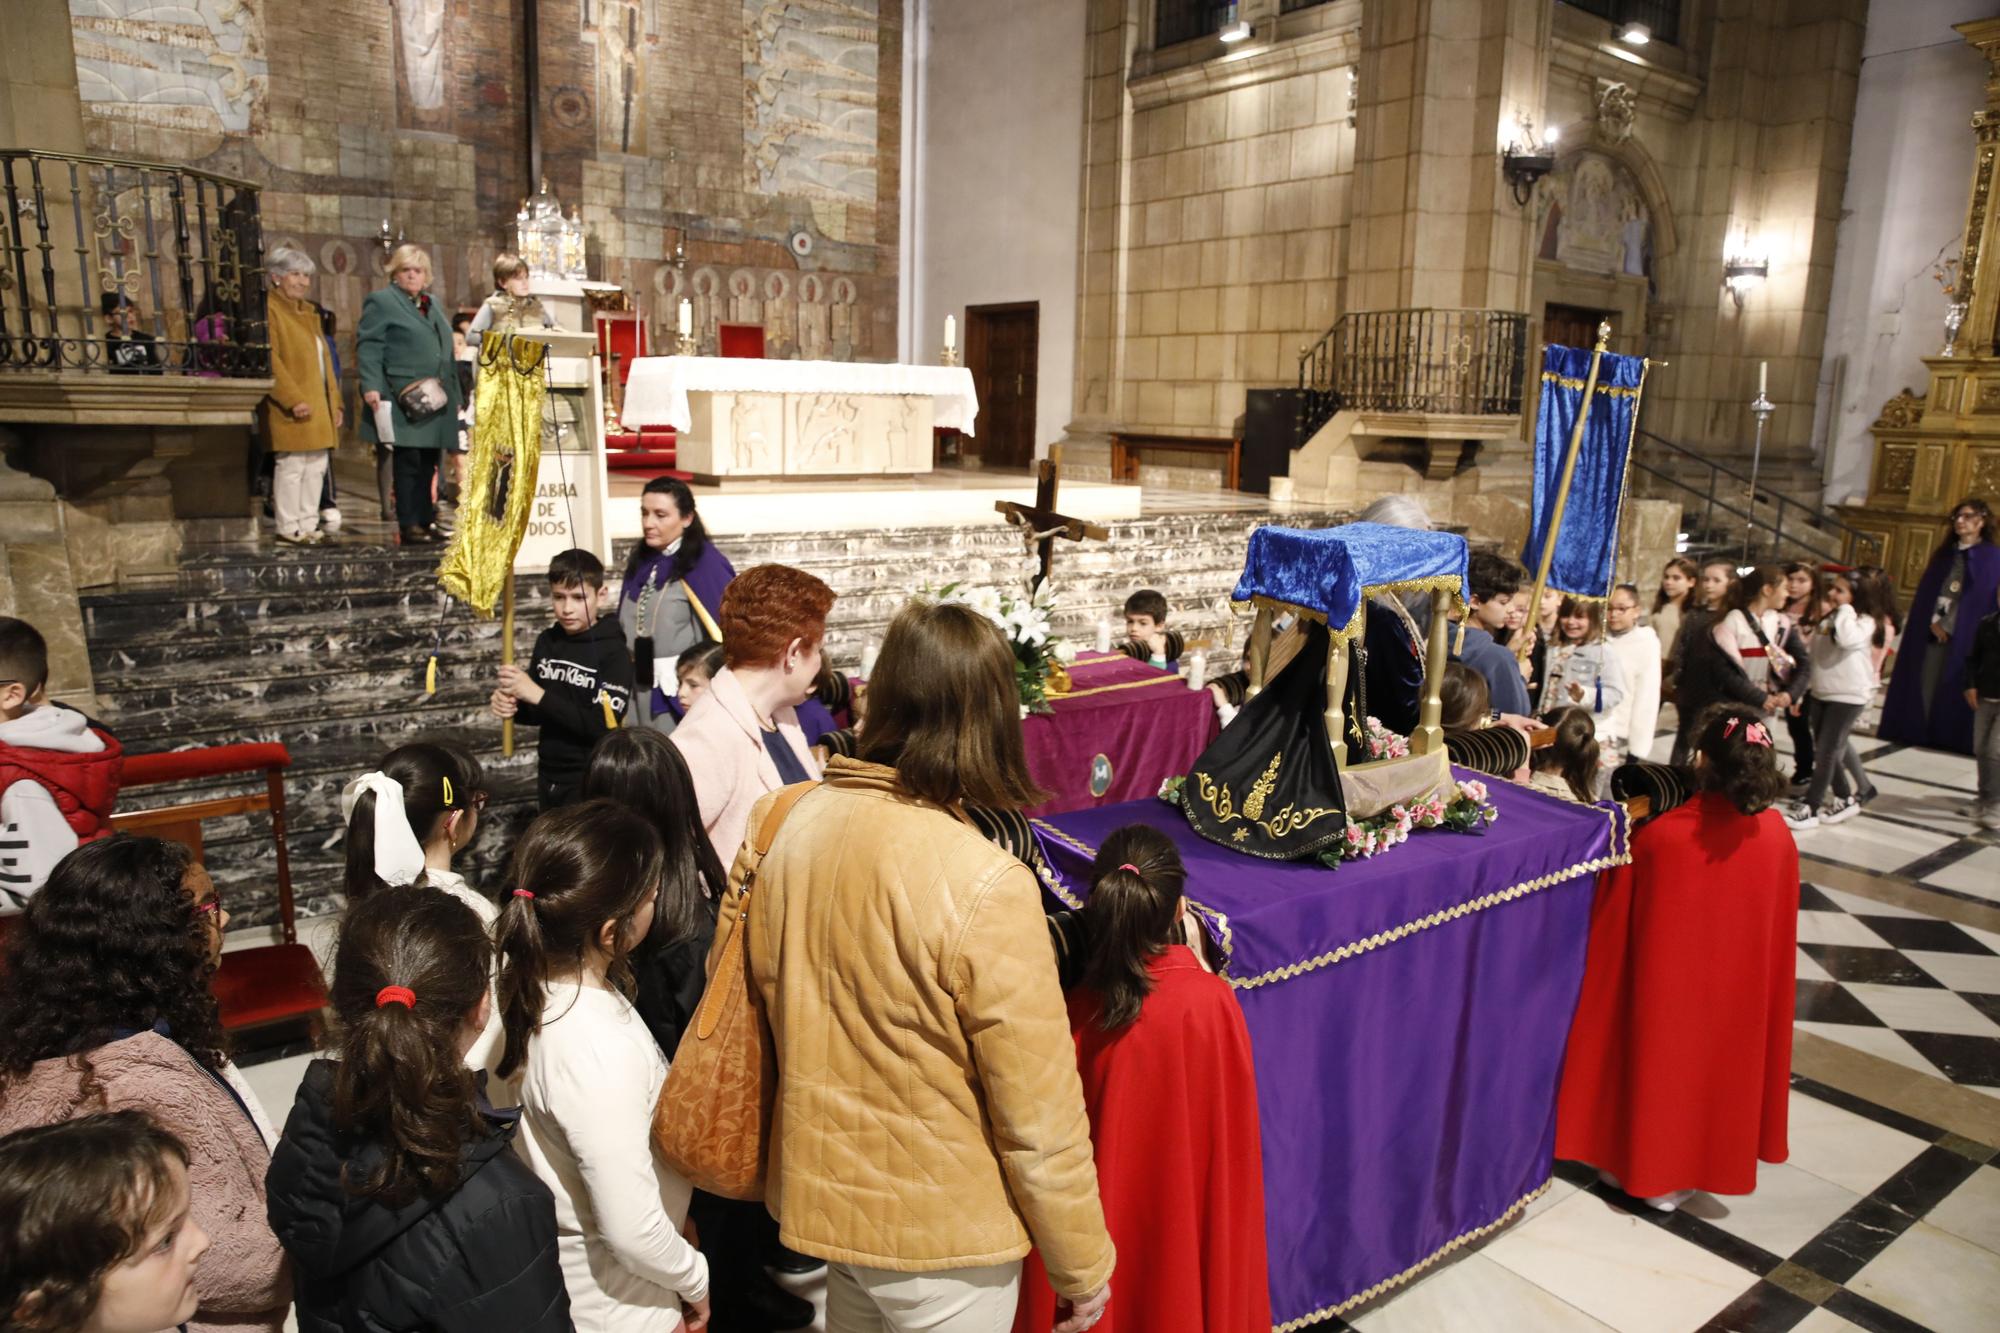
825,1260,1022,1333
273,449,330,537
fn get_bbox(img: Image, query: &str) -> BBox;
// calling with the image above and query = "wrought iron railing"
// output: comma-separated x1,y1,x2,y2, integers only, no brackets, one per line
1296,307,1530,441
1557,0,1681,46
0,149,269,377
1631,429,1883,567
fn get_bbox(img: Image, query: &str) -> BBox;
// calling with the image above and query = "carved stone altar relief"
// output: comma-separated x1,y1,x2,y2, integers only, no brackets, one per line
1536,152,1651,281
793,394,860,468
728,393,783,472
1593,79,1636,147
71,0,269,136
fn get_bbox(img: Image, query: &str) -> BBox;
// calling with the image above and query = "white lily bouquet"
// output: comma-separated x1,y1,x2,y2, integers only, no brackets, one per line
934,574,1078,715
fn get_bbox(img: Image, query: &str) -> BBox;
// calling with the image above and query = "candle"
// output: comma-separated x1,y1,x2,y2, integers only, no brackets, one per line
944,314,956,352
1758,361,1767,397
859,639,880,681
678,298,692,339
1095,618,1113,653
1186,650,1207,691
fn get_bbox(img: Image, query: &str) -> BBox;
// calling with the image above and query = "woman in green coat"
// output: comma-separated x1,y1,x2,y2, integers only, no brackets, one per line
359,244,463,544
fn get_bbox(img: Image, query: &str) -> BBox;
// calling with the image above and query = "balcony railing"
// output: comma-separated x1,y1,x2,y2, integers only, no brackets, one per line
0,149,269,378
1297,307,1530,441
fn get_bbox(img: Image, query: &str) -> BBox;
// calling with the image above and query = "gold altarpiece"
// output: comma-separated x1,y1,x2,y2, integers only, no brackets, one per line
1841,19,2000,590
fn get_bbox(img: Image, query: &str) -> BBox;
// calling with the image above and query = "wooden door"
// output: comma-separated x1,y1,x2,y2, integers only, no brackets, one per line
966,302,1039,471
1543,303,1614,352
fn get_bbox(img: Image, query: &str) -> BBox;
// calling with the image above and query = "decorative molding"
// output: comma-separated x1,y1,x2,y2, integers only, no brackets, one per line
1128,26,1359,111
1877,445,1916,495
1551,35,1701,123
1593,79,1637,146
0,372,272,426
1874,387,1927,430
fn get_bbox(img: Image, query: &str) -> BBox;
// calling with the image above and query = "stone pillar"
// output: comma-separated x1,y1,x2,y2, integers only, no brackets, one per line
0,437,95,711
1069,0,1143,446
1345,0,1551,314
1953,18,2000,359
0,0,86,153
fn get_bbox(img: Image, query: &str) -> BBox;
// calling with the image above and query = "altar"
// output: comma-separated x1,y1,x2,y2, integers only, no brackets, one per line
1033,782,1626,1328
619,356,981,482
1024,652,1218,816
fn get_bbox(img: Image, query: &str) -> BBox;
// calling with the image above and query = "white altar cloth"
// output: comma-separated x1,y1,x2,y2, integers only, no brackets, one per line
620,356,981,435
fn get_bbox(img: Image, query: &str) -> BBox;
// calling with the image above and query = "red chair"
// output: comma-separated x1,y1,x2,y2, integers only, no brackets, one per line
115,744,327,1039
718,322,766,358
598,309,683,472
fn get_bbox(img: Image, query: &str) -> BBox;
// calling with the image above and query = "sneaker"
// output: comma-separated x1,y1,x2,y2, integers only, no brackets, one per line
1781,801,1819,831
1644,1189,1696,1213
275,531,311,546
1821,796,1862,825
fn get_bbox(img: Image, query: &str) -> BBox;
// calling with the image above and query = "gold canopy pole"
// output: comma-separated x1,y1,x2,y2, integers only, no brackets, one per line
502,579,516,757
1518,320,1612,666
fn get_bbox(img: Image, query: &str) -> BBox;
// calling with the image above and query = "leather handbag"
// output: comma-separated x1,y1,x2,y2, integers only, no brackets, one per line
395,375,450,424
652,780,817,1200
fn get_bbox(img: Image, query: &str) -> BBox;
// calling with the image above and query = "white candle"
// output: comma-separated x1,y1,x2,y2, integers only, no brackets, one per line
944,314,956,352
1095,618,1113,653
1758,361,1767,397
1186,650,1207,691
859,639,880,681
678,298,692,339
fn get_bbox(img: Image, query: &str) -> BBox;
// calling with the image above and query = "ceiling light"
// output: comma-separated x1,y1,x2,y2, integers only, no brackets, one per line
1618,22,1651,46
1220,18,1252,43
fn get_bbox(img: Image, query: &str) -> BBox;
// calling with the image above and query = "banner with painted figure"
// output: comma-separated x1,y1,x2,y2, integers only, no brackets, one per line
1521,343,1650,601
437,333,547,615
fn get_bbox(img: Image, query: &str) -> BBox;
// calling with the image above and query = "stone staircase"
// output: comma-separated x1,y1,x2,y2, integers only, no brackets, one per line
83,505,1347,928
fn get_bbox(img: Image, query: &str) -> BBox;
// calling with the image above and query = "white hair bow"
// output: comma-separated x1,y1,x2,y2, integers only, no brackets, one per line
339,772,427,888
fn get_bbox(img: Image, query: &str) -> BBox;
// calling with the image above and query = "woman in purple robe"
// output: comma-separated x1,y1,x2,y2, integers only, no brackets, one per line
1882,498,2000,755
615,476,737,730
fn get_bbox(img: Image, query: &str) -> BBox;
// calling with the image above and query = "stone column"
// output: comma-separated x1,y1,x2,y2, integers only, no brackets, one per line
1068,0,1143,451
1345,0,1551,314
0,438,96,711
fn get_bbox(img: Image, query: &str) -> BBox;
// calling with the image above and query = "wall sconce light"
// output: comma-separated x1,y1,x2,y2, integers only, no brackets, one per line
1618,22,1652,46
1501,118,1558,206
1723,250,1769,310
1219,3,1252,43
376,218,404,256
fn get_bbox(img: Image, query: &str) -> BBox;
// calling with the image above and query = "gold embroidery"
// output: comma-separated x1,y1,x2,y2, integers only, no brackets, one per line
1236,573,1469,645
1261,802,1340,837
1194,771,1236,822
1232,828,1249,842
1274,1181,1552,1329
1539,371,1643,398
1244,753,1281,820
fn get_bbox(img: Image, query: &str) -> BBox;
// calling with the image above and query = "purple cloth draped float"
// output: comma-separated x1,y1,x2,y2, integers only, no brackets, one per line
1034,777,1626,1327
1023,653,1218,816
1881,540,2000,755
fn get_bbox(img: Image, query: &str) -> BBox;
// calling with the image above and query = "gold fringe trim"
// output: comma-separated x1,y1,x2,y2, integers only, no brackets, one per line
1540,371,1643,398
1236,575,1468,646
1273,1180,1552,1330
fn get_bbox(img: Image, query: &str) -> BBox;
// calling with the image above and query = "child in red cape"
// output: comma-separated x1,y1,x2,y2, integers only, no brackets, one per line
1555,702,1800,1211
1014,825,1271,1333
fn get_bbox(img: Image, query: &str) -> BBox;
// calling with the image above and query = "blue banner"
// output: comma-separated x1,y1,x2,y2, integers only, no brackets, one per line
1522,343,1648,600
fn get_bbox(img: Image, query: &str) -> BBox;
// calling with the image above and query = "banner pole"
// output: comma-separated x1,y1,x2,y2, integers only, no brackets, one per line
502,575,516,757
1519,320,1612,665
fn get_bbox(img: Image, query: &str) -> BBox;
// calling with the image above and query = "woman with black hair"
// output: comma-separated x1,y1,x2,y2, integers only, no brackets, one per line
581,728,815,1333
617,477,737,730
0,836,291,1333
265,888,570,1333
1555,704,1798,1214
1883,496,2000,753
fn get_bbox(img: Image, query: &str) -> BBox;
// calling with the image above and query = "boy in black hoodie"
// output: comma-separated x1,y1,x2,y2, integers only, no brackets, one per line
490,548,633,809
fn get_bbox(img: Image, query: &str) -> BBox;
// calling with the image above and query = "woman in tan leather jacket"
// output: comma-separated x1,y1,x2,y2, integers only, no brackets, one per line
744,600,1115,1333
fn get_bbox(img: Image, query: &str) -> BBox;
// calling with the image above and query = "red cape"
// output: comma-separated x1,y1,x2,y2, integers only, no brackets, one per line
1014,946,1271,1333
1555,792,1799,1197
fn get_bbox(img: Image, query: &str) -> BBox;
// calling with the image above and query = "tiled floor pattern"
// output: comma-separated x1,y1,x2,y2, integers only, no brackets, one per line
234,719,1997,1333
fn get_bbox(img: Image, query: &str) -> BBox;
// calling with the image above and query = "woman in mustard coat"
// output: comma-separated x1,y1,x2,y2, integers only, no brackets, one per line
262,246,342,545
359,244,462,545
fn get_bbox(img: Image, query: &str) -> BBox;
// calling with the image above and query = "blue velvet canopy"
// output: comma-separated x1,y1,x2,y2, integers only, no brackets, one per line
1231,523,1469,642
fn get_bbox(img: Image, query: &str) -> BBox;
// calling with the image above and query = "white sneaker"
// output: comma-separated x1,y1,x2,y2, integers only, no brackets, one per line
1781,800,1819,831
1977,804,2000,831
1644,1189,1696,1213
1821,796,1861,825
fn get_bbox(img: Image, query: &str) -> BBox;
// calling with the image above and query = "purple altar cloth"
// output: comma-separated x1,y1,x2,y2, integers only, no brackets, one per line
1033,776,1627,1328
1023,653,1218,817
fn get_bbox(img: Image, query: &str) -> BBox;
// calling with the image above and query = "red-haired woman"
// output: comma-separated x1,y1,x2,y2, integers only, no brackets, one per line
669,563,837,867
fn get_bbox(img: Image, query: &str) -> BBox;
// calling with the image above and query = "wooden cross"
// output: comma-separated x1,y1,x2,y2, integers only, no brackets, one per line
994,457,1109,591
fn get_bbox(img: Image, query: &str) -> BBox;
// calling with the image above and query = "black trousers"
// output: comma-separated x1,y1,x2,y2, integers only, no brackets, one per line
392,447,438,530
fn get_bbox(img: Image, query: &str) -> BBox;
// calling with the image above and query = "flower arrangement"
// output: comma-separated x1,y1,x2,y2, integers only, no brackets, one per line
1314,778,1498,869
934,577,1077,714
1361,715,1409,761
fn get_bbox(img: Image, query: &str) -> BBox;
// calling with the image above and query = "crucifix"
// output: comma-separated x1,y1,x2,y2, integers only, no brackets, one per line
994,457,1109,591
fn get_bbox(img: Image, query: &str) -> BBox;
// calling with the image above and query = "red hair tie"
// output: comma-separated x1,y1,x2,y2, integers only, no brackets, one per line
375,985,416,1010
512,889,535,899
1118,863,1140,874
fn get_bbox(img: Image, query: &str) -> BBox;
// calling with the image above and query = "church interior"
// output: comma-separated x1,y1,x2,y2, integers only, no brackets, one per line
3,1,2000,1331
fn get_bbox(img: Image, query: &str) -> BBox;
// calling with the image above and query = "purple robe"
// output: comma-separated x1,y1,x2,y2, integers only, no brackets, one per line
619,541,737,718
1881,540,2000,754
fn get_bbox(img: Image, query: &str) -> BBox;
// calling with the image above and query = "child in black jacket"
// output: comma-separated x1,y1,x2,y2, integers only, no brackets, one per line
491,548,633,809
266,888,570,1333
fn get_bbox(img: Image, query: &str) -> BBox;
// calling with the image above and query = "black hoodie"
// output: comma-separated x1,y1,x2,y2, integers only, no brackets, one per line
516,616,633,798
265,1060,572,1333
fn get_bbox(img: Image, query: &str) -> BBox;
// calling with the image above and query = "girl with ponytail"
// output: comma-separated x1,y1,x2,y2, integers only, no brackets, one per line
1016,824,1272,1333
340,741,505,1078
495,800,711,1333
1556,701,1800,1213
265,888,570,1333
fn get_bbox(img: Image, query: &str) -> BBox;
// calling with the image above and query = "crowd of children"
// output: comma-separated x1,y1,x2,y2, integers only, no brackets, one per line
1,490,1995,1331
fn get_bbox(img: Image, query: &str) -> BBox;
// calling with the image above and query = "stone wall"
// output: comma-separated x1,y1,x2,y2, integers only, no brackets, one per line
63,0,905,371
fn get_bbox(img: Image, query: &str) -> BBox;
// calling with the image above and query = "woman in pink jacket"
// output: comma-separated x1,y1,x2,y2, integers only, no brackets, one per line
0,836,291,1333
670,563,837,867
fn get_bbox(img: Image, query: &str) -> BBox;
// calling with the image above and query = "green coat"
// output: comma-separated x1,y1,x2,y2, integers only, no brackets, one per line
357,285,463,451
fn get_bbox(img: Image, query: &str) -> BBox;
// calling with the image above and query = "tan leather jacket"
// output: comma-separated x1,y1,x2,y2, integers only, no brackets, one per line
741,757,1114,1296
